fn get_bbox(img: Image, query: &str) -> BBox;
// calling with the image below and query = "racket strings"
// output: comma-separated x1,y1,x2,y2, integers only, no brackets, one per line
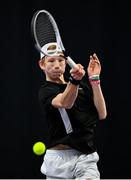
35,15,56,47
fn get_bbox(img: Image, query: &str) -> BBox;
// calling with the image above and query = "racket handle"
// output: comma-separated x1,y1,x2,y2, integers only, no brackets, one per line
66,56,78,69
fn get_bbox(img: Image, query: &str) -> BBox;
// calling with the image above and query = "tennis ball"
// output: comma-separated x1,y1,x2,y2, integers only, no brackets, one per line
33,142,46,156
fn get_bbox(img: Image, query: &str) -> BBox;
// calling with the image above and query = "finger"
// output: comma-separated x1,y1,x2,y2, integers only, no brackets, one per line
90,55,93,60
70,64,84,73
71,68,85,76
89,59,96,66
77,64,84,69
90,55,99,64
70,68,79,74
93,53,99,61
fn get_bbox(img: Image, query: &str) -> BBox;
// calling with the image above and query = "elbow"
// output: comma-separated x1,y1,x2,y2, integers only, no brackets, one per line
61,101,74,109
64,103,74,109
99,111,107,120
53,102,74,109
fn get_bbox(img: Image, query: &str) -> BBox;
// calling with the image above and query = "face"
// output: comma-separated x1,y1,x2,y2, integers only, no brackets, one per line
39,56,66,81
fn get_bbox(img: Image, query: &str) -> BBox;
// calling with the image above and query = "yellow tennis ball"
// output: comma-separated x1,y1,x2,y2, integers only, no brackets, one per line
33,142,46,156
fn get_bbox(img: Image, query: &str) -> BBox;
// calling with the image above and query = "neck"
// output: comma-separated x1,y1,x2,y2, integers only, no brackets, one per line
46,75,67,84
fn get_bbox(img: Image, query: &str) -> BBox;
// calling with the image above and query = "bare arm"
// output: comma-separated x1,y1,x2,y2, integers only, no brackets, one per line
52,82,79,109
52,64,85,109
87,54,107,120
91,84,107,120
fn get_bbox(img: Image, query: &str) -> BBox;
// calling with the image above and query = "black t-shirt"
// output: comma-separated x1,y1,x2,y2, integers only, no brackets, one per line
38,79,99,154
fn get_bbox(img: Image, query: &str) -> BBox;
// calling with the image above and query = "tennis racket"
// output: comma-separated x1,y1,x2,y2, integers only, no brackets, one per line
31,9,77,69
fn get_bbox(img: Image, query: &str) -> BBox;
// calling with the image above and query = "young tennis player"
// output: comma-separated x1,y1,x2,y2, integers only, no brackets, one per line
38,47,107,179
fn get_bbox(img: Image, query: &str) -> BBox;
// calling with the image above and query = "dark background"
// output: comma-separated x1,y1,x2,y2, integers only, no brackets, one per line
0,0,131,179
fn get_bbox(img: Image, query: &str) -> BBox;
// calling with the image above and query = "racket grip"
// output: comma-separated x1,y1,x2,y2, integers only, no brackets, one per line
66,56,78,69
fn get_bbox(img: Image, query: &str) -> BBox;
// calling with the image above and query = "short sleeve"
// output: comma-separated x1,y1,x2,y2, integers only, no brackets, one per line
38,84,60,109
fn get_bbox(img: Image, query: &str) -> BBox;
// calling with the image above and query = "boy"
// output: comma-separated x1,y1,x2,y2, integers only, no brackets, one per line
38,45,107,179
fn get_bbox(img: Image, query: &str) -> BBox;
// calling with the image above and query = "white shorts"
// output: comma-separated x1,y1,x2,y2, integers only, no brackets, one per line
41,149,100,179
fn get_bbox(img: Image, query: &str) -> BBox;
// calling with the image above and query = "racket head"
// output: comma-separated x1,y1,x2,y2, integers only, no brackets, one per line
31,9,65,58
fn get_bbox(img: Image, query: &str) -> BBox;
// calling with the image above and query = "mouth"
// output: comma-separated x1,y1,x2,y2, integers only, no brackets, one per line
52,71,62,76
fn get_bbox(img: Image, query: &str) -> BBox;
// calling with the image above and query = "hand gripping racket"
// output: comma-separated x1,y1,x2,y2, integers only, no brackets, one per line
31,9,77,69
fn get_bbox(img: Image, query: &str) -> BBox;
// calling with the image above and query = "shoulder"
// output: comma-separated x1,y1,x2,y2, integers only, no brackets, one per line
38,81,65,102
39,81,59,91
39,81,57,95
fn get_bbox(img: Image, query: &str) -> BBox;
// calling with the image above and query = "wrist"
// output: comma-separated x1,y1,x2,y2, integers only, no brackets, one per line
89,75,100,85
69,76,80,85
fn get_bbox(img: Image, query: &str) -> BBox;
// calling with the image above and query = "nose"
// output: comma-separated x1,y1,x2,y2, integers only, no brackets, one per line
54,60,60,69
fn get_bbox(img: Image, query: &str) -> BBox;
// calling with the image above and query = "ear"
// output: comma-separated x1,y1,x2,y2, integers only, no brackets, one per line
38,59,45,70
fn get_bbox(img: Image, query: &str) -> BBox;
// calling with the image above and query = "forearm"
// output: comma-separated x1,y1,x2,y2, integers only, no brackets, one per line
91,84,107,120
87,53,107,119
52,82,79,109
52,63,85,109
61,82,79,108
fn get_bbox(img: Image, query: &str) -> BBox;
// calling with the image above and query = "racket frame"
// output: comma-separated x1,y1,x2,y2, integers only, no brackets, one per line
31,10,78,69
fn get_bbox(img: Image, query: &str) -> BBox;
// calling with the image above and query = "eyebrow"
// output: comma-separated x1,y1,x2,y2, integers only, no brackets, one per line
47,56,65,60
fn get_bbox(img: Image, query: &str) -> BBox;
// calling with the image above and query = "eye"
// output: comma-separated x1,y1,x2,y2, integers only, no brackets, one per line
59,58,65,62
48,59,55,63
